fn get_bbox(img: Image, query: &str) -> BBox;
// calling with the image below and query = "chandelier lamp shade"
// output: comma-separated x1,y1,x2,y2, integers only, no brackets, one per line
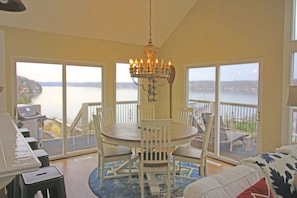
129,0,175,102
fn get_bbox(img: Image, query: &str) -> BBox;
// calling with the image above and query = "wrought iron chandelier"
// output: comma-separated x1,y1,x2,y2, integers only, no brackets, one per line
129,0,175,102
0,0,26,12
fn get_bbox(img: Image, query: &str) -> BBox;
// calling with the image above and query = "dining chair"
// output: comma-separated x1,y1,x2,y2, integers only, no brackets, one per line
175,107,195,148
172,114,214,181
92,114,132,188
137,104,155,123
96,107,117,145
139,119,172,198
175,107,195,126
96,107,114,127
135,104,155,154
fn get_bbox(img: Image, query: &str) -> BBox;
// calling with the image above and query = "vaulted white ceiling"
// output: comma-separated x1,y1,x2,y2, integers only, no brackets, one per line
0,0,198,47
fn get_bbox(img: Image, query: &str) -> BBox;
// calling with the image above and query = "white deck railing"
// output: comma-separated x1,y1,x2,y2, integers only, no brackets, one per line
189,99,258,134
68,100,258,137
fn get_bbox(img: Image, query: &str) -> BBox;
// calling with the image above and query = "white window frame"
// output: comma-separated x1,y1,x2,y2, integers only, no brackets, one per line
282,0,296,145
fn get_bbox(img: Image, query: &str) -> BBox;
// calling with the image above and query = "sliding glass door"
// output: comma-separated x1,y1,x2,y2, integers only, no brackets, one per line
16,61,102,158
219,63,259,161
66,65,102,154
187,62,260,162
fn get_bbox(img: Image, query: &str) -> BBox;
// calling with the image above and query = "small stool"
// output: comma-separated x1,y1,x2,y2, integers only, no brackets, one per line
24,137,38,150
19,128,31,137
33,149,49,167
19,166,66,198
6,150,49,198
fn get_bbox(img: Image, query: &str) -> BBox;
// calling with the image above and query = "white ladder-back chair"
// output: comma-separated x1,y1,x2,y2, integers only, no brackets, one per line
96,107,116,145
92,114,132,188
172,114,214,181
175,107,195,126
96,107,114,127
139,119,172,198
137,104,155,123
176,107,195,147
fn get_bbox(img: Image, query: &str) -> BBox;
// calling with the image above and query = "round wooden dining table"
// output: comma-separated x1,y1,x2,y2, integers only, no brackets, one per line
100,122,197,196
101,122,197,147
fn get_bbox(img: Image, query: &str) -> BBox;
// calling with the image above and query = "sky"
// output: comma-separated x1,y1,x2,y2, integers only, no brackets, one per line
189,63,259,81
17,62,136,83
17,61,260,83
17,62,103,82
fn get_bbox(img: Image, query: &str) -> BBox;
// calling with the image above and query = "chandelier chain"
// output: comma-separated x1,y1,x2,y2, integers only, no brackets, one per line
129,0,174,102
149,0,152,43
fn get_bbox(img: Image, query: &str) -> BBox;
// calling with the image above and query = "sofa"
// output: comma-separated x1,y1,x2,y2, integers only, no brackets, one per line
183,145,297,198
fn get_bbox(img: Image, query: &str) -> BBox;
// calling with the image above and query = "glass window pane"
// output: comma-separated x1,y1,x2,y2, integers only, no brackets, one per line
116,63,138,123
116,63,138,101
188,67,216,153
188,67,216,101
219,63,259,161
16,62,63,157
66,65,102,153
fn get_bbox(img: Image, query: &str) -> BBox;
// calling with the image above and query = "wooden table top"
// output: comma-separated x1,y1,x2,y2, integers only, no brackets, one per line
101,122,197,147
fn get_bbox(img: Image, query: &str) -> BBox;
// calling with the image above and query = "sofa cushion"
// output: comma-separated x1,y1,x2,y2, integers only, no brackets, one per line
183,165,261,198
295,172,297,190
275,144,297,158
240,152,297,198
237,177,274,198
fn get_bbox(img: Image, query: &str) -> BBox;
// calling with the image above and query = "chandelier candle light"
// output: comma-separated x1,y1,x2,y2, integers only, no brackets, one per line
129,0,175,103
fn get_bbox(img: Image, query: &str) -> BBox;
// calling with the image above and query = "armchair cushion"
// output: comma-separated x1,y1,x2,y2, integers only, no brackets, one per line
237,177,274,198
240,152,297,198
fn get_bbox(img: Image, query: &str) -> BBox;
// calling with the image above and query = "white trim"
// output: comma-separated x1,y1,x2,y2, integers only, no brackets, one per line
282,0,294,145
0,30,6,112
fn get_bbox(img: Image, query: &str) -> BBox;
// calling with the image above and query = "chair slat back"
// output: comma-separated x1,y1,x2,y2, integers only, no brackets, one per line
140,119,172,165
92,114,104,156
96,107,114,127
201,114,214,160
137,105,155,123
176,107,194,126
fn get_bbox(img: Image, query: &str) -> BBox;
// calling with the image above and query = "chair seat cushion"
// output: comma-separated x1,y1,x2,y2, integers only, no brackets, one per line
104,146,132,157
173,147,202,160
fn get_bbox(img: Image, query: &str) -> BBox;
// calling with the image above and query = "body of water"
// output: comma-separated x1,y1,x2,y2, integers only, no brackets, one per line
30,86,257,123
31,86,137,122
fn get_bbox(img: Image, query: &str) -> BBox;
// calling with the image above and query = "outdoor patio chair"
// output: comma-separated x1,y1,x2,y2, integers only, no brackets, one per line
139,119,172,198
172,114,214,179
201,113,248,152
92,114,132,188
220,127,248,152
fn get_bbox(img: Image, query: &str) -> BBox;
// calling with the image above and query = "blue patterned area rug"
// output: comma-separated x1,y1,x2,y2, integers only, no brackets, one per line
88,162,199,198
